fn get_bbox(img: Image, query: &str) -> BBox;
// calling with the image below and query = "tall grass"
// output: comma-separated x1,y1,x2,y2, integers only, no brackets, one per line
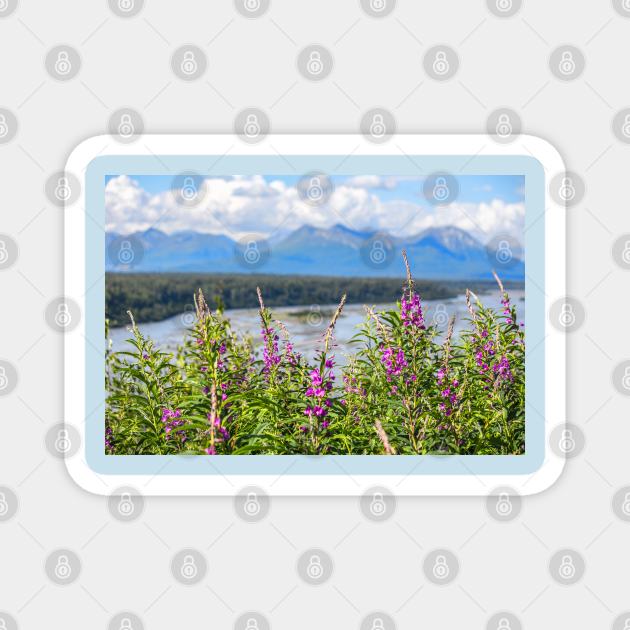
105,253,525,456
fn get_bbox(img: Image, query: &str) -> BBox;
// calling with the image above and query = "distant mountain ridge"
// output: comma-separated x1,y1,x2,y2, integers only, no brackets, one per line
105,224,524,280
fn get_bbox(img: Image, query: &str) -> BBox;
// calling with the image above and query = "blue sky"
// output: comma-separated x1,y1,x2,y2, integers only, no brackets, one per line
106,173,524,205
105,173,525,243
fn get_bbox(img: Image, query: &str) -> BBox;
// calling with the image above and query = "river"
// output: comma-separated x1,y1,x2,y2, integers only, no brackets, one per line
109,290,525,363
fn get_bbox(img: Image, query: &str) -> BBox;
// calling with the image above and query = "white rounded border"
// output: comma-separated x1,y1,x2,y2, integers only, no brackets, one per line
65,134,566,496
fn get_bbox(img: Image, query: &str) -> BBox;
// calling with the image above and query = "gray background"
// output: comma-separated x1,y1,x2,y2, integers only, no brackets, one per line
0,1,629,628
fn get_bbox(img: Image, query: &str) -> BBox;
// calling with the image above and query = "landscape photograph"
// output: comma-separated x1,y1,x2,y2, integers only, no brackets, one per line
104,173,526,456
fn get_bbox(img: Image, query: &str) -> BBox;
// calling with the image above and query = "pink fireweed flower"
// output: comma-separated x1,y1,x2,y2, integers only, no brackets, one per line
260,325,281,373
473,328,514,385
283,340,301,366
105,425,113,451
161,408,187,443
401,291,426,330
493,355,514,382
380,345,408,381
436,367,460,417
304,359,335,428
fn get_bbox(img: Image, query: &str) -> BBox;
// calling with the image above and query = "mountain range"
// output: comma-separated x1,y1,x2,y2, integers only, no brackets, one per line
105,224,524,280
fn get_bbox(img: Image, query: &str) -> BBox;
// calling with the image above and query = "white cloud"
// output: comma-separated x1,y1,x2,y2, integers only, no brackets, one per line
343,175,398,190
105,175,524,244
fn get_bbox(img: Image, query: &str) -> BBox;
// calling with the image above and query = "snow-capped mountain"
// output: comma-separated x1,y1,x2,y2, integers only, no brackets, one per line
105,225,524,280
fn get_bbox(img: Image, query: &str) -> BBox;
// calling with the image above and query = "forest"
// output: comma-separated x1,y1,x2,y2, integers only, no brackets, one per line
106,272,522,326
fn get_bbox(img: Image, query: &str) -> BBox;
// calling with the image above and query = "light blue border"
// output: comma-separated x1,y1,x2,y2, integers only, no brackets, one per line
86,154,544,475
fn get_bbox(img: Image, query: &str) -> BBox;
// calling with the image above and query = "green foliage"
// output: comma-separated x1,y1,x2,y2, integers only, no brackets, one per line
106,261,525,457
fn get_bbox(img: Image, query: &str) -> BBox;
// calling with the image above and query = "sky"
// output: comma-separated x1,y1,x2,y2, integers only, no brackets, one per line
105,173,525,244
